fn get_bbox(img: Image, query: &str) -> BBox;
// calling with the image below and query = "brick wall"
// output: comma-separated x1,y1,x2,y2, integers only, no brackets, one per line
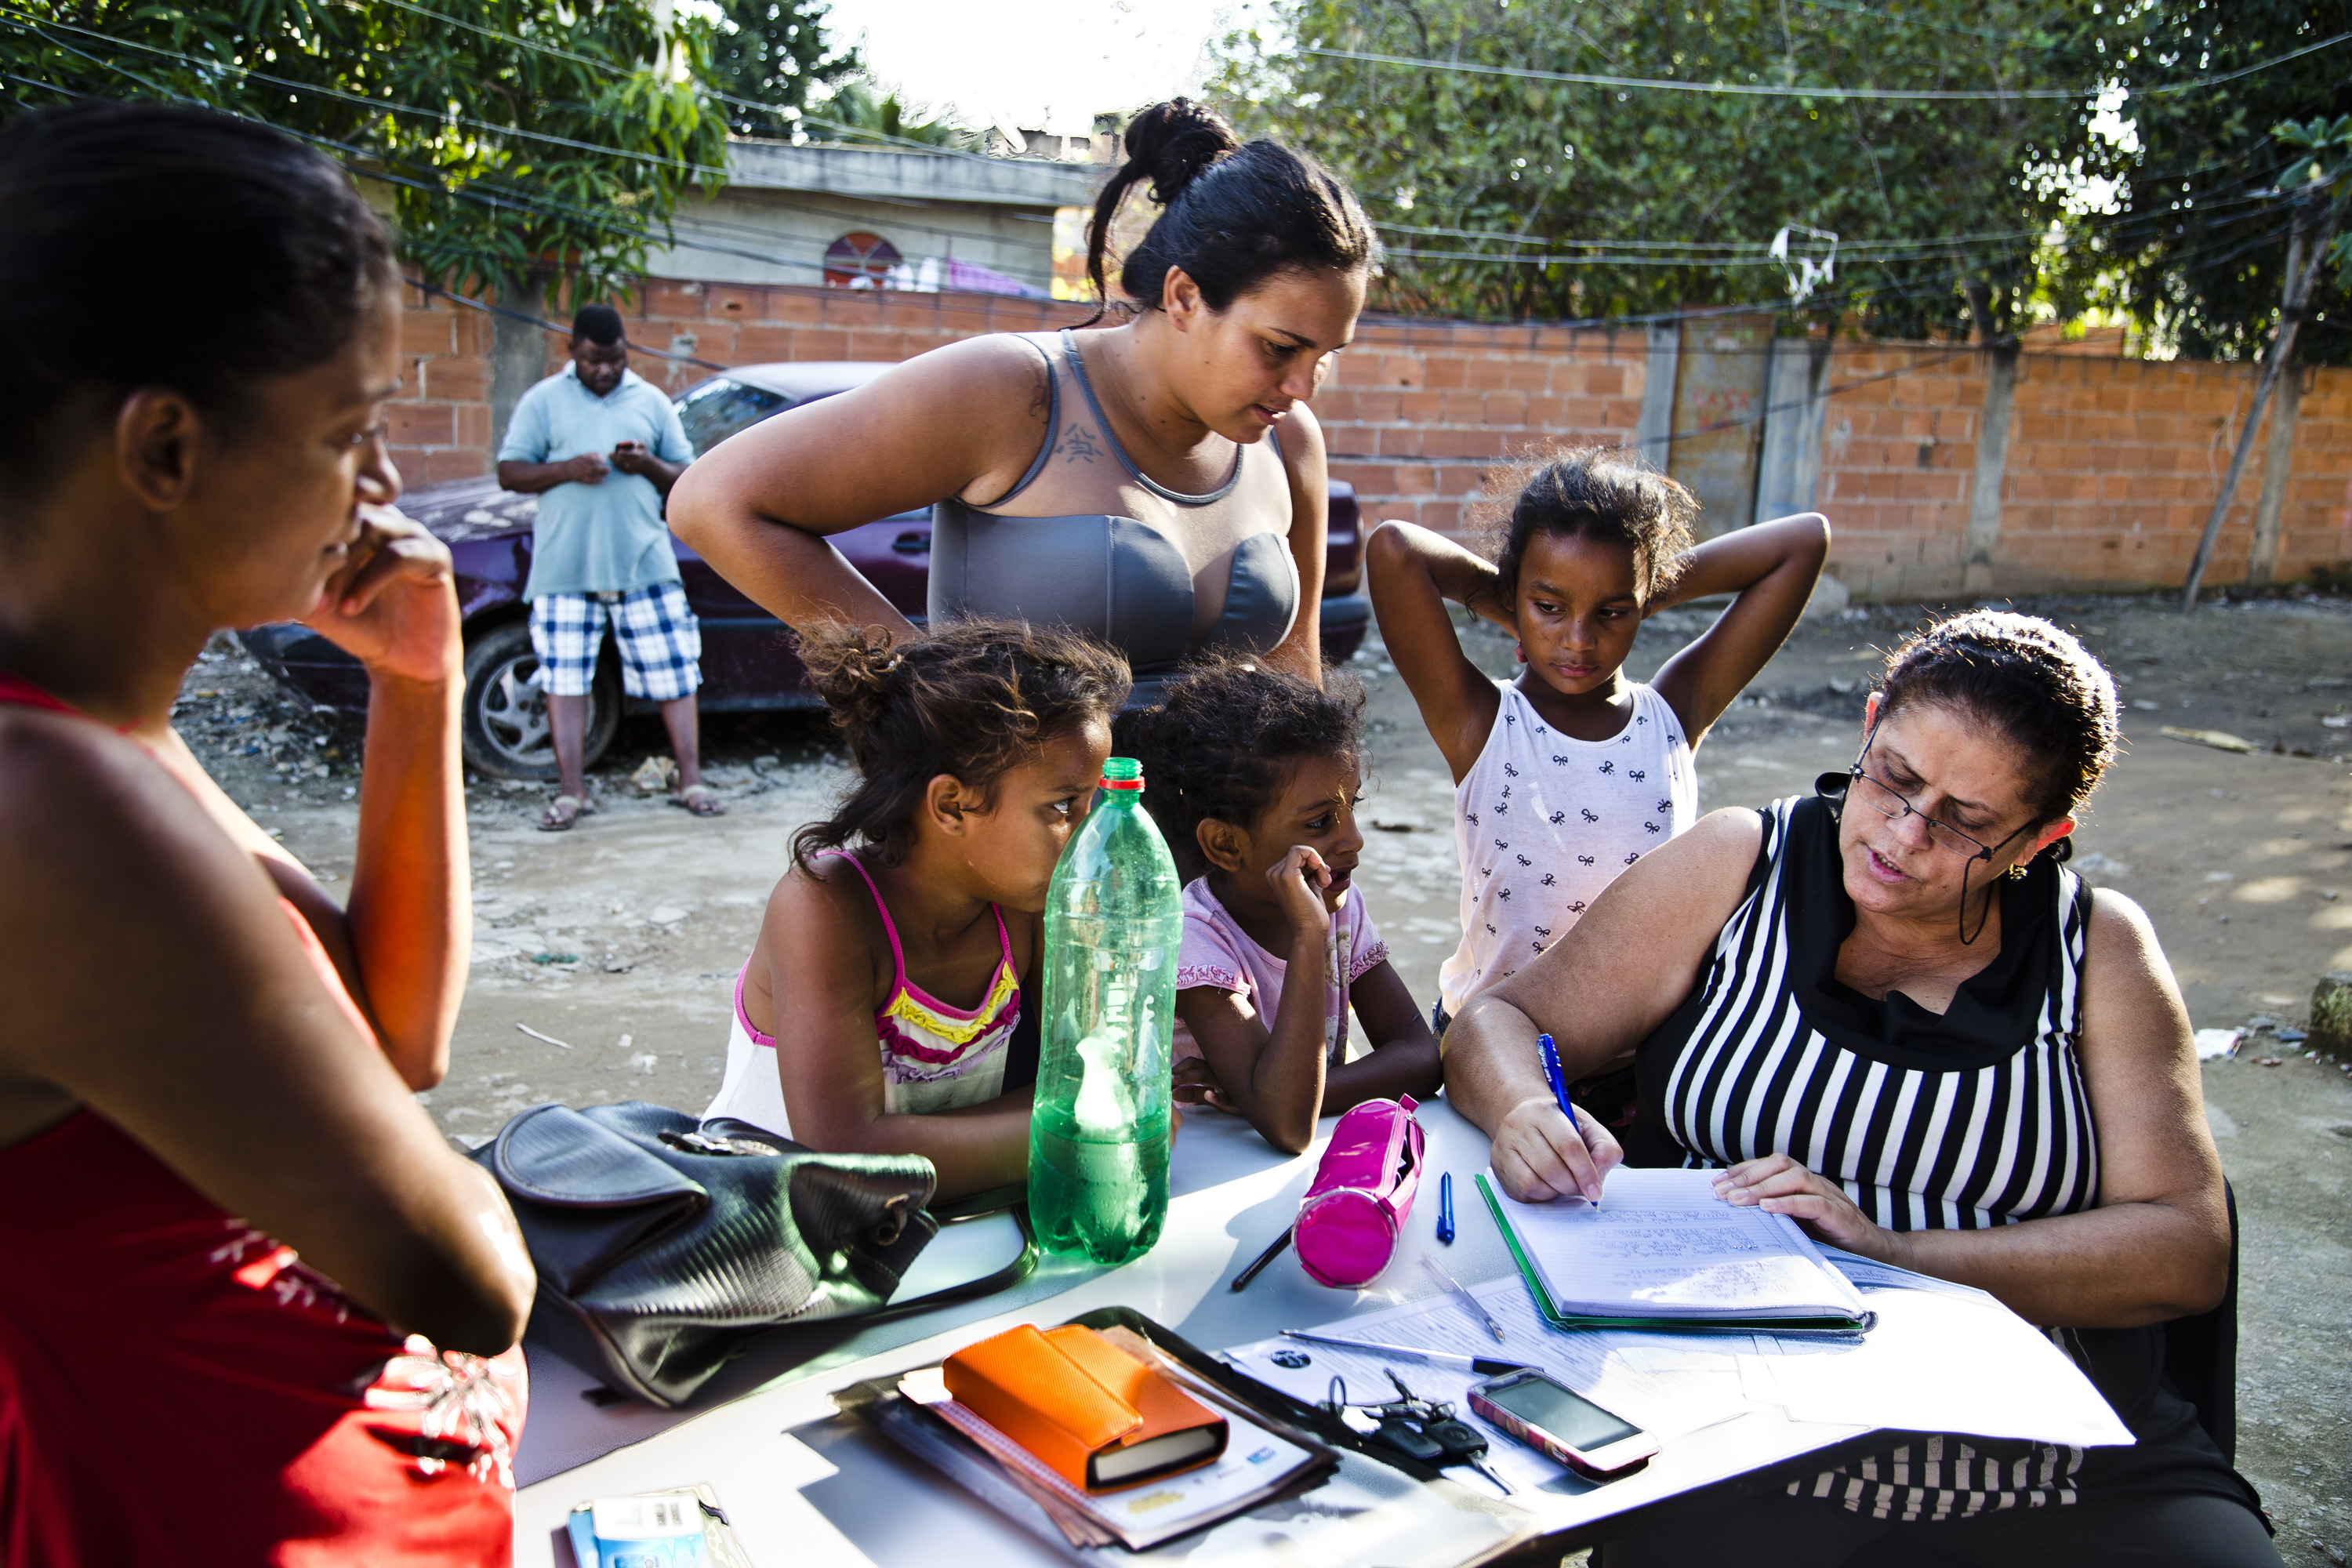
2278,368,2352,580
389,277,2352,597
1814,346,1991,599
1312,320,1650,539
390,278,1091,487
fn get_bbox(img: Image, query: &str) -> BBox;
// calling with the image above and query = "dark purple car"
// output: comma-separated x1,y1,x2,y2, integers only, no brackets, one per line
241,361,1371,780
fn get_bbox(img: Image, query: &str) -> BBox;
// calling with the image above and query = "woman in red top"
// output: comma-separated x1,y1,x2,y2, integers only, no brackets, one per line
0,105,535,1562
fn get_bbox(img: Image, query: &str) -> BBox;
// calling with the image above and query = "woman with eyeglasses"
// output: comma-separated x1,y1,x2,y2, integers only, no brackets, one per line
1440,611,2274,1565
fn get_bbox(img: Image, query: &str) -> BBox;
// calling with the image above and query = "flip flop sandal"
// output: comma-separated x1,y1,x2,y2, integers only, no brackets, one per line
673,782,728,818
538,793,587,831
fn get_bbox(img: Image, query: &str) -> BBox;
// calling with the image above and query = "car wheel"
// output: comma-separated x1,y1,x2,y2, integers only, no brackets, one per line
459,621,619,781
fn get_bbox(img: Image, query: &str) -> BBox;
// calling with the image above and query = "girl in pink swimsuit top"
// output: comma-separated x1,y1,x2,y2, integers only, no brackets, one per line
710,848,1025,1138
702,619,1130,1200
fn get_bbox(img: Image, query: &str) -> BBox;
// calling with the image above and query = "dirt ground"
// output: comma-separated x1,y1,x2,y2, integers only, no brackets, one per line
178,587,2352,1561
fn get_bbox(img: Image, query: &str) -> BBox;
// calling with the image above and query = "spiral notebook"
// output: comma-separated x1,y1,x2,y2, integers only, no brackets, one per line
1476,1167,1875,1334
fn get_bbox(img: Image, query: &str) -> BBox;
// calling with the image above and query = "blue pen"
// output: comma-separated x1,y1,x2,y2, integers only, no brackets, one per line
1538,1033,1597,1204
1537,1033,1577,1131
1436,1172,1456,1243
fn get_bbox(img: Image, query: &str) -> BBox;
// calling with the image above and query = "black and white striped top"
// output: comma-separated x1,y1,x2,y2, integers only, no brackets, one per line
1632,789,2100,1519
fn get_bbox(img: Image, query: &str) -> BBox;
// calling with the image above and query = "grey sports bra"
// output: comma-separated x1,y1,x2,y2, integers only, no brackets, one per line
928,330,1299,706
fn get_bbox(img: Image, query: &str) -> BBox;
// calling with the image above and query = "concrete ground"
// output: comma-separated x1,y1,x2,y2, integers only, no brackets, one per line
179,589,2352,1562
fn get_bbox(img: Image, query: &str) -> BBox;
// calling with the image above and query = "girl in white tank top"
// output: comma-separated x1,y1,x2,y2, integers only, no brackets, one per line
1364,447,1831,1022
1438,680,1697,1012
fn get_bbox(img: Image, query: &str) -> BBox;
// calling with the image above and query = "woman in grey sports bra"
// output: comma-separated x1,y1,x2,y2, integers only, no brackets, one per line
929,327,1301,704
672,99,1380,702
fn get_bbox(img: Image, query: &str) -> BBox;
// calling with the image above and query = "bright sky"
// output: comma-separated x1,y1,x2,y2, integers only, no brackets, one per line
817,0,1258,136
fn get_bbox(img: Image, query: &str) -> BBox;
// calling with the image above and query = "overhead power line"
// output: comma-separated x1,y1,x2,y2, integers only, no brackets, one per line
368,0,1073,172
7,15,2318,342
1788,0,2098,56
1374,187,2284,272
2,8,1096,290
1386,245,1784,267
1,1,1102,259
1295,29,2352,103
0,4,735,178
3,31,1073,298
0,22,839,276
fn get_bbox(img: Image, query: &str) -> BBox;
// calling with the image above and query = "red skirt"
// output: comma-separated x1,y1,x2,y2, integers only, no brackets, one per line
0,1109,526,1566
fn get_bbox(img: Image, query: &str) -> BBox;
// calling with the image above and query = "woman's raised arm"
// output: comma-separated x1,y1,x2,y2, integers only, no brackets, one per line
668,336,1058,636
140,510,472,1091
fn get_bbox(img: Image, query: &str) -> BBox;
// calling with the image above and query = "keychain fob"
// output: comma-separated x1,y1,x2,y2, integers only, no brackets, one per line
1373,1417,1446,1464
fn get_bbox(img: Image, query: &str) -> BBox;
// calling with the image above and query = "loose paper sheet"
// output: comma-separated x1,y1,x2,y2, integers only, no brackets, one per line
1734,1286,2136,1448
1225,1245,2132,1501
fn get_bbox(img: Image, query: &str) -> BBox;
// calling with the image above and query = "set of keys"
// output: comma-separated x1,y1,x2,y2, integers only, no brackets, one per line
1323,1370,1516,1494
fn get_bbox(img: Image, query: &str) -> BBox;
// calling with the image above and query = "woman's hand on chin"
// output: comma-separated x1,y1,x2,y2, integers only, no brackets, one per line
1715,1153,1907,1264
1491,1094,1623,1203
303,505,462,685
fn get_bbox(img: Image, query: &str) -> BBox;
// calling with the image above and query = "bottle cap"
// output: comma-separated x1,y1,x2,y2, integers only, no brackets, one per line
1101,757,1145,791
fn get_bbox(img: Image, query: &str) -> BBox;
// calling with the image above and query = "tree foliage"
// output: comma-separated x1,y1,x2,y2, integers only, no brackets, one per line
0,0,728,299
697,0,859,141
1209,0,2100,333
808,78,982,149
2053,0,2352,365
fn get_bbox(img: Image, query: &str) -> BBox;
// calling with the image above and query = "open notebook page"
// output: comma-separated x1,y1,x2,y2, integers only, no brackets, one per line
1493,1167,1867,1321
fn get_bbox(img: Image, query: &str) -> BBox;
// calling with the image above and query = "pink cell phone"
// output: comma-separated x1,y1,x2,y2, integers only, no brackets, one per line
1469,1367,1658,1477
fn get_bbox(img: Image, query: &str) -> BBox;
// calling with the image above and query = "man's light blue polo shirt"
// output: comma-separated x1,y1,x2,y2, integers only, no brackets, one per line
499,364,695,601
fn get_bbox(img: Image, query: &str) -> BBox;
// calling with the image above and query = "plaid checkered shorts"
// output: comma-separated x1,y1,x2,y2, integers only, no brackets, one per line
528,583,702,702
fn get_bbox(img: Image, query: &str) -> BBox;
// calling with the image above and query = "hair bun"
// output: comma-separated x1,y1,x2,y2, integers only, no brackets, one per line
1121,99,1240,206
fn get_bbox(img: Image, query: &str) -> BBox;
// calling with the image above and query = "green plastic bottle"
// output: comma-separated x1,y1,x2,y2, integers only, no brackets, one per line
1026,756,1182,1265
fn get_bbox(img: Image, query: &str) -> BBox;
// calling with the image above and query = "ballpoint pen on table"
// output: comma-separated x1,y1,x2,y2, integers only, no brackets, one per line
1421,1254,1506,1344
1278,1330,1527,1377
1436,1171,1456,1244
1231,1225,1294,1292
1537,1032,1597,1206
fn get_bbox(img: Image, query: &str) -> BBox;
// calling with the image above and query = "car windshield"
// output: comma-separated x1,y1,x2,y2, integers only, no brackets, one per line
675,377,789,453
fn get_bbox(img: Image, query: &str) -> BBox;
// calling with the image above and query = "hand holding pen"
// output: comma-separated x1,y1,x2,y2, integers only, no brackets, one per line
1536,1034,1589,1206
1490,1031,1621,1204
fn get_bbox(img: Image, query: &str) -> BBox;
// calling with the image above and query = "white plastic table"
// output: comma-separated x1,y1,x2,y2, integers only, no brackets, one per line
513,1098,1877,1563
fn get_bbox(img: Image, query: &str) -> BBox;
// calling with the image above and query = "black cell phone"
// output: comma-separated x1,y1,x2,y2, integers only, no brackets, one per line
1468,1367,1657,1476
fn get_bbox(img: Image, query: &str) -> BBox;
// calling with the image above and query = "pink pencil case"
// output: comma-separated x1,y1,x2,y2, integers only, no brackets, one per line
1294,1095,1425,1288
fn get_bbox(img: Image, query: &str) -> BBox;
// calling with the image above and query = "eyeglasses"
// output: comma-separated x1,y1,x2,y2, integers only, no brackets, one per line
1838,724,2037,946
1845,768,2007,862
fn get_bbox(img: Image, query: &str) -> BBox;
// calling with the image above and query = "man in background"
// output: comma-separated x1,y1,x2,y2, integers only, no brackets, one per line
497,303,722,829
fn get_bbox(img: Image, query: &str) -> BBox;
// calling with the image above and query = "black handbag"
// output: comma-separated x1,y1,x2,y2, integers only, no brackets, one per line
472,1101,1034,1407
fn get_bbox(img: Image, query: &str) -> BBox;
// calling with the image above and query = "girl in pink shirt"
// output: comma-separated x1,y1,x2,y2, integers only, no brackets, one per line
1126,659,1440,1154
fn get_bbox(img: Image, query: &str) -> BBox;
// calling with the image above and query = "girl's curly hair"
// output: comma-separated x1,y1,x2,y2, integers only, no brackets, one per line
790,618,1131,871
1120,655,1364,877
1479,445,1697,606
